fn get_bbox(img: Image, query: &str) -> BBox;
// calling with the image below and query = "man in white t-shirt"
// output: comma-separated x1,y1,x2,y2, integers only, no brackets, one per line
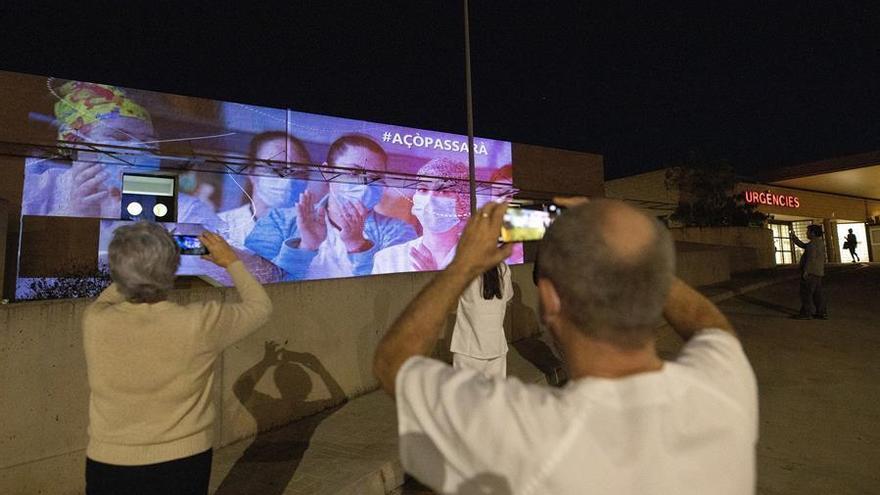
374,199,758,495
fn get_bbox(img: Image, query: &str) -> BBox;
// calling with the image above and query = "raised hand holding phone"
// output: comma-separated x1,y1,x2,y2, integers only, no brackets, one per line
199,232,240,268
450,202,513,278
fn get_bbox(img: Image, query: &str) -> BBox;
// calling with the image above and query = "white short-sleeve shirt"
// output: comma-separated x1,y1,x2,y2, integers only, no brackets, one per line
396,329,758,495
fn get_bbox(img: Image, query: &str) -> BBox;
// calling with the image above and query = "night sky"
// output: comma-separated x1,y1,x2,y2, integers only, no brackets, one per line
1,1,878,179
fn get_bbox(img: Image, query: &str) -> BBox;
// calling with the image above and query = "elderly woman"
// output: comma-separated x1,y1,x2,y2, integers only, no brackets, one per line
83,223,272,495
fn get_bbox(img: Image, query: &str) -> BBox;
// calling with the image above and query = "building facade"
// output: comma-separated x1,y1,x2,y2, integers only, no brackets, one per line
606,158,880,266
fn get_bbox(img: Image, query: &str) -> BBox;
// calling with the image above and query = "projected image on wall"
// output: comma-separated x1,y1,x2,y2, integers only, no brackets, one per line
11,74,517,297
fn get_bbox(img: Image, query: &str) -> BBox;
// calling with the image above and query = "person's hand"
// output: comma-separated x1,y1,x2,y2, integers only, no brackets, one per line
449,202,513,278
410,243,438,271
337,200,372,253
65,161,112,215
199,231,240,268
263,340,283,364
552,196,590,208
296,191,328,251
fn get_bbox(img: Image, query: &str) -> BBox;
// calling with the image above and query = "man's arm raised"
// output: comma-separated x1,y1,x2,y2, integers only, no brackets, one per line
663,277,735,341
373,202,513,396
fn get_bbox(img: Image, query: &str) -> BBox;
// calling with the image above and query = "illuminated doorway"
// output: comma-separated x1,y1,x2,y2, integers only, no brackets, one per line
768,222,796,265
836,222,869,263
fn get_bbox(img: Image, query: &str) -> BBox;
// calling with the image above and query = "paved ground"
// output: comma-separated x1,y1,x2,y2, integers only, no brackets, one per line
719,263,880,494
208,329,550,494
209,392,401,495
210,264,880,494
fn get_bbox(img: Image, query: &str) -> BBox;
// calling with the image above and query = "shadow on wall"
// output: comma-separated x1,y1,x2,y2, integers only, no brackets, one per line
214,342,346,495
508,281,541,341
509,282,540,339
508,282,568,386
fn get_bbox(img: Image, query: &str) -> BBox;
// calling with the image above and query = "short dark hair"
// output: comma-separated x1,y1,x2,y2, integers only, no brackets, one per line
248,131,311,164
326,134,387,170
807,225,824,237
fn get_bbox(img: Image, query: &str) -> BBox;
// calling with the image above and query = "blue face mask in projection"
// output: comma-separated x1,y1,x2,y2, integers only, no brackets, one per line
412,193,462,233
252,176,302,209
331,182,384,210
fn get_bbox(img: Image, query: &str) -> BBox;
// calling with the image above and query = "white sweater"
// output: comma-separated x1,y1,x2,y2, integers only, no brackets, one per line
83,261,272,465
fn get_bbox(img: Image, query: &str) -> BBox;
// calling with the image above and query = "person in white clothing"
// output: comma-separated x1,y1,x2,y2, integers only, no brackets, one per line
450,263,513,378
372,157,470,274
374,198,758,495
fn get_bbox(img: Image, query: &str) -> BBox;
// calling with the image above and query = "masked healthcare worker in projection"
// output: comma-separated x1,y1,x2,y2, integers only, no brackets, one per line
245,134,417,280
22,81,285,285
22,81,223,231
372,157,470,274
219,131,312,249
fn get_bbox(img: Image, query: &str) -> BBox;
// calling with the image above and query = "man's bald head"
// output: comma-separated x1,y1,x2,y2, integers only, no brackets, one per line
537,199,676,348
598,201,661,263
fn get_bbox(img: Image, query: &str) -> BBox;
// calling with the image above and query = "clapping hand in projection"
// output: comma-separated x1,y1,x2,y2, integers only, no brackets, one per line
296,191,328,251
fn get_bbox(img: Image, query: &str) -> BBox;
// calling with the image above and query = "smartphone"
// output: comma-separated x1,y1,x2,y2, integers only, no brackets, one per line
173,235,208,256
499,203,562,242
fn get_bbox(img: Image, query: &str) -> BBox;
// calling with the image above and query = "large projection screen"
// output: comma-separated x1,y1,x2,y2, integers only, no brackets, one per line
0,72,519,298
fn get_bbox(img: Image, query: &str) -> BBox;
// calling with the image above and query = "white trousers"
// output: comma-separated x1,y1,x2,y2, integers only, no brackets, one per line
452,353,507,379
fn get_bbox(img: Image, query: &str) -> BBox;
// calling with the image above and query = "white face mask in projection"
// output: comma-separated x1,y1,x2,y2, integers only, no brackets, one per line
252,176,297,208
412,193,462,233
330,182,383,210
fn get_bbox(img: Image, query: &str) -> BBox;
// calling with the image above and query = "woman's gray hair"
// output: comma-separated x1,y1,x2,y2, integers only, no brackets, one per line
108,222,180,302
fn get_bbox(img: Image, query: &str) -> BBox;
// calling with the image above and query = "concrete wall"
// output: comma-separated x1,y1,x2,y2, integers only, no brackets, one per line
604,169,677,213
512,143,605,198
674,242,731,287
671,226,775,272
0,263,540,495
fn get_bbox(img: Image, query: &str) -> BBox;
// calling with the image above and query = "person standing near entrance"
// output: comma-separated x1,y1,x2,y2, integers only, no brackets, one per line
844,228,860,262
450,263,513,378
790,225,827,320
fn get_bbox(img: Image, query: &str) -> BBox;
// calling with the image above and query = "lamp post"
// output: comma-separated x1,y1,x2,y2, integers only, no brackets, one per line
464,0,477,214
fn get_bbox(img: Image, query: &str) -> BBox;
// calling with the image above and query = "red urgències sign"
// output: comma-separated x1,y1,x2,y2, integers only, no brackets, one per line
744,190,800,208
